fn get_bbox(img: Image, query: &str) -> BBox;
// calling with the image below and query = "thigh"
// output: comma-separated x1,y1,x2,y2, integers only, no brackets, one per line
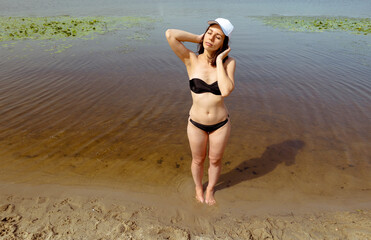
208,121,231,160
187,119,208,159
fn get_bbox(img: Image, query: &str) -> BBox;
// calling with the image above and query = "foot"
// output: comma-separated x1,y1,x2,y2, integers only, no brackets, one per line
195,186,204,203
205,187,216,206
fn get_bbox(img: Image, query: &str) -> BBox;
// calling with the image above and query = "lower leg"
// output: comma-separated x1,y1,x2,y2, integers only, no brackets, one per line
206,159,222,205
191,160,205,203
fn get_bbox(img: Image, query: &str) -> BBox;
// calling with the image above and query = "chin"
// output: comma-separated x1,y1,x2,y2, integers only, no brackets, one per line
203,44,216,52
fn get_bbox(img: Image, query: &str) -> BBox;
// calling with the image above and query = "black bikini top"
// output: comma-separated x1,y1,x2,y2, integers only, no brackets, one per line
189,78,221,95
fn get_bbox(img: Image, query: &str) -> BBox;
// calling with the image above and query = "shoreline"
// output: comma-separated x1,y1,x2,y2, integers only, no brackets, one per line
0,3,370,239
1,181,370,239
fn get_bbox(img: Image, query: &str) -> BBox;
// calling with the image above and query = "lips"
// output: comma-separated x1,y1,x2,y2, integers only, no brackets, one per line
205,42,213,47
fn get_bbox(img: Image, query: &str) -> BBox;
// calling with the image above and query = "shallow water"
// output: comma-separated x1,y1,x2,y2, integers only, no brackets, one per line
0,0,370,209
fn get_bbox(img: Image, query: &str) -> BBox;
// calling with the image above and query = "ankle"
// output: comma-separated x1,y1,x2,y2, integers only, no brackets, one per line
195,185,203,191
206,186,214,192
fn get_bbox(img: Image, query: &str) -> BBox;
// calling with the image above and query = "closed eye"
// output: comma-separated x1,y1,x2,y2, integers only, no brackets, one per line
207,29,223,40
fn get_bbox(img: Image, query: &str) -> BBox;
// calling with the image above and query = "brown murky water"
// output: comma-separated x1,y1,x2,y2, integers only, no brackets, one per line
0,0,370,211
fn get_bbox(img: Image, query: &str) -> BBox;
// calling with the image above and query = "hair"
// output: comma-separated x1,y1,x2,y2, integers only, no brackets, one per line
197,24,230,67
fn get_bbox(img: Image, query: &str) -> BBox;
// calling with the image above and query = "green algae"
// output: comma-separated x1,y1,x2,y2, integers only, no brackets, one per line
253,16,371,35
0,16,157,56
0,16,156,41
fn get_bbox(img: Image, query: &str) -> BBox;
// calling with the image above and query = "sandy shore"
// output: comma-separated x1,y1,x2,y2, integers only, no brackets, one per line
1,182,370,240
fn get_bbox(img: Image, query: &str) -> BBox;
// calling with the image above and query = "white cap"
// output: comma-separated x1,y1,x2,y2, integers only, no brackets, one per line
207,18,234,37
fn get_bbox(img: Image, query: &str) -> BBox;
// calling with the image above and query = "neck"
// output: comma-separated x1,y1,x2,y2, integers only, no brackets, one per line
202,49,215,64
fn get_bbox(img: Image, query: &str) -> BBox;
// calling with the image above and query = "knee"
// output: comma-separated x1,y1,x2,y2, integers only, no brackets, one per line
208,155,222,166
192,156,205,166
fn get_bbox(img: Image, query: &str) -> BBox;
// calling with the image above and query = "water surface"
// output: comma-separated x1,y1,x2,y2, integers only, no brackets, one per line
0,0,370,210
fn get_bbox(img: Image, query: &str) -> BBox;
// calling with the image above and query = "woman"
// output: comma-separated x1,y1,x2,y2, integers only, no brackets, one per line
166,18,236,205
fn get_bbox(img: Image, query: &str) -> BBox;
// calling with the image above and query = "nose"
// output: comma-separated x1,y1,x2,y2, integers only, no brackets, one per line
209,35,215,42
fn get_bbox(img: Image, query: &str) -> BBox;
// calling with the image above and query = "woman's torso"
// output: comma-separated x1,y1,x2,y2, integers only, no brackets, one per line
187,55,229,125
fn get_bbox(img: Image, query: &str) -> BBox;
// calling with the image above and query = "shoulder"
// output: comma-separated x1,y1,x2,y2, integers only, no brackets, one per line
225,56,236,64
224,56,236,69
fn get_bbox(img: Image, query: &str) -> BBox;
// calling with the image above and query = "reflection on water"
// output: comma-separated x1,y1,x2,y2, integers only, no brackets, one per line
0,0,370,203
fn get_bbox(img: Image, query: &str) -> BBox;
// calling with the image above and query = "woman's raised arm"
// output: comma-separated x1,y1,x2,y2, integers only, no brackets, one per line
216,48,236,97
165,29,202,64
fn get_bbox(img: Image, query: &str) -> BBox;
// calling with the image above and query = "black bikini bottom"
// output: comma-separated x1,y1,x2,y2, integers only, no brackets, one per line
189,116,229,134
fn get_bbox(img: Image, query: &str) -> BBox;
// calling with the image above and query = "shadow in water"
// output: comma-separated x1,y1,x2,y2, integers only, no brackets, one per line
212,139,305,192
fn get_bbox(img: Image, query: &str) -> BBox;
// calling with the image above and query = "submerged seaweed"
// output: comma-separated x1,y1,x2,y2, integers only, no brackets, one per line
253,16,371,35
0,16,156,41
0,16,157,56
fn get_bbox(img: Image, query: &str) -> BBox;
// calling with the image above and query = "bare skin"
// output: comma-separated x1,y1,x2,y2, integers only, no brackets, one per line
166,25,236,205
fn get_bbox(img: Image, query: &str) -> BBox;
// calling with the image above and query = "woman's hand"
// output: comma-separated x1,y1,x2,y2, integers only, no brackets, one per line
217,47,231,62
198,33,204,43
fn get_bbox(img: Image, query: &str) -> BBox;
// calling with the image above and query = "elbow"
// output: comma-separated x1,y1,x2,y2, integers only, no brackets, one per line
221,92,231,97
221,85,234,97
165,29,173,40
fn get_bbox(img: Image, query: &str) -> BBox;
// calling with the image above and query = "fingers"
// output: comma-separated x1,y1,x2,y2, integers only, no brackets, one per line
223,47,231,55
217,47,231,61
199,33,205,43
221,47,231,56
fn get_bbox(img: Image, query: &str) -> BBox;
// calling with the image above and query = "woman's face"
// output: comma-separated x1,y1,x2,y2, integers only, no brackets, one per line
203,25,225,52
